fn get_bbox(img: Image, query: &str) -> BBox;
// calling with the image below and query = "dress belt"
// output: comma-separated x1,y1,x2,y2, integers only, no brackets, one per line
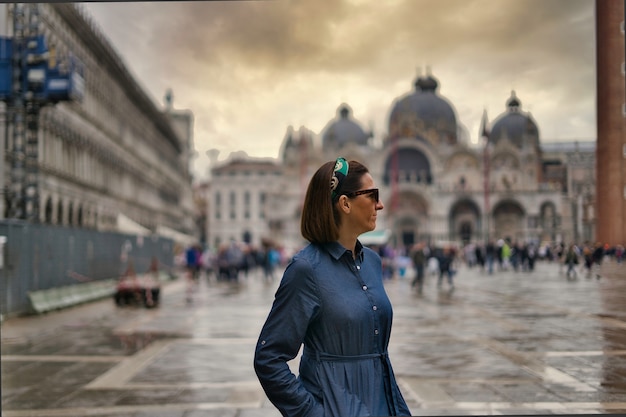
304,347,388,362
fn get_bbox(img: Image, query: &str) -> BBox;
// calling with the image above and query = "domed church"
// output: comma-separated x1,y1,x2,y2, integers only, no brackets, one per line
208,71,595,252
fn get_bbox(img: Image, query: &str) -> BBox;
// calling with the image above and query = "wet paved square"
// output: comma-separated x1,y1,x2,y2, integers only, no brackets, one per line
2,260,626,416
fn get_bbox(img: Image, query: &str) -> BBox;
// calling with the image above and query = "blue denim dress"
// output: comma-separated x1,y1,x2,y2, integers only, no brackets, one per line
254,241,411,417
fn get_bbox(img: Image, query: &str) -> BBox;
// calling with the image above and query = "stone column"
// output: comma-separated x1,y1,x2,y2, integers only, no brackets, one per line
595,0,626,246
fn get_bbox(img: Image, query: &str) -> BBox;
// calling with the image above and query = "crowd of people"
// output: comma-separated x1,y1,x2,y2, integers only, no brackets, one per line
557,241,624,280
363,238,625,295
179,239,287,285
178,238,624,296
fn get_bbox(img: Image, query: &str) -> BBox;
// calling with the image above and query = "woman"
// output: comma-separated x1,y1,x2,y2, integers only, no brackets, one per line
254,158,411,417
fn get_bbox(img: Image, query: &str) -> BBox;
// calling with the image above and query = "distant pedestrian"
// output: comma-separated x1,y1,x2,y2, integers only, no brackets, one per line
225,240,244,281
475,243,485,270
556,243,565,274
485,240,496,274
144,256,160,307
500,239,511,271
526,243,537,272
200,248,216,283
427,250,439,276
464,243,476,268
437,246,455,291
114,261,140,306
583,243,594,278
510,242,522,271
410,241,427,294
185,244,202,282
261,241,279,282
564,244,579,280
592,242,604,279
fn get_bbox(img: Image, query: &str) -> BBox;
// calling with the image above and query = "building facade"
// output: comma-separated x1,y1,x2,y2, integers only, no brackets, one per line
0,4,195,241
207,72,596,253
208,151,285,249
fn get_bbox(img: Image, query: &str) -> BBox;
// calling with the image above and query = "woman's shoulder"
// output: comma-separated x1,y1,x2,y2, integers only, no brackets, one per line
278,245,328,293
283,244,320,272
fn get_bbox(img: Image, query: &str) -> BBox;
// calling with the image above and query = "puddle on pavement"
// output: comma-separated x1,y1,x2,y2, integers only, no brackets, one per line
113,331,179,354
599,274,626,394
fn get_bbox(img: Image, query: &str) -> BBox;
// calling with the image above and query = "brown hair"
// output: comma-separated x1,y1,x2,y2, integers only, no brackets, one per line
301,159,369,243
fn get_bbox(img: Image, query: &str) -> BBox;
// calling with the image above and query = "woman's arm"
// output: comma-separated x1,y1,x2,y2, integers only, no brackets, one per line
253,258,324,417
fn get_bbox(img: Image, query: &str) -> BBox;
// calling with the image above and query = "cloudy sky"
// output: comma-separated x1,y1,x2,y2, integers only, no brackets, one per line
81,0,596,181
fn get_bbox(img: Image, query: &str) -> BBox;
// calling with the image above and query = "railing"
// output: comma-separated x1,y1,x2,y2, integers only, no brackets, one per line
0,220,176,317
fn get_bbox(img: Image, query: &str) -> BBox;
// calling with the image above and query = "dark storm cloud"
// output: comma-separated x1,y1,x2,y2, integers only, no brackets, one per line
141,0,350,70
144,0,593,92
82,0,596,177
84,0,593,83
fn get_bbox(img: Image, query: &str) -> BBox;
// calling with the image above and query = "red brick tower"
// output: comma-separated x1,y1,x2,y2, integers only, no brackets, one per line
595,0,626,246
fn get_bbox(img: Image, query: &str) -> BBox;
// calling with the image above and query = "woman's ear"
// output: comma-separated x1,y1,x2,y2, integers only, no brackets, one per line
338,195,351,213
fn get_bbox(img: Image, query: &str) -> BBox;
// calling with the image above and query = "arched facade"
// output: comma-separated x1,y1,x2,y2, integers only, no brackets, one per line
492,199,526,243
209,71,596,252
383,146,433,186
449,198,482,244
0,4,195,242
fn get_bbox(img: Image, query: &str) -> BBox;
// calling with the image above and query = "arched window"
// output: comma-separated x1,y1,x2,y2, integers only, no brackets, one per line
57,200,64,225
68,202,74,226
44,198,53,224
77,205,83,227
384,147,432,186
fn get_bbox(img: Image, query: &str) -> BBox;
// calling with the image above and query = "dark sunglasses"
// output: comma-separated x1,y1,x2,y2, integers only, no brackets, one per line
345,188,379,203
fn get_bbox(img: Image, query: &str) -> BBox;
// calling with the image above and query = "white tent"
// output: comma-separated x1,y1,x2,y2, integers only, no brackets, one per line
116,213,152,236
155,225,197,247
358,229,391,246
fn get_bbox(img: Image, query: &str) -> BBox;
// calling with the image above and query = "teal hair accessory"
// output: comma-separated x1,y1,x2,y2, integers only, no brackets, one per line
331,157,349,201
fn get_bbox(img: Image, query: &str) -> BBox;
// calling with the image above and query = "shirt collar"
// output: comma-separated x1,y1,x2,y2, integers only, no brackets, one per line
322,240,365,262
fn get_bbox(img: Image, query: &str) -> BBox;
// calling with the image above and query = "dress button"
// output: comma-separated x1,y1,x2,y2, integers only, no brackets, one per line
374,329,379,335
373,306,377,311
261,340,266,345
356,265,361,270
362,285,368,291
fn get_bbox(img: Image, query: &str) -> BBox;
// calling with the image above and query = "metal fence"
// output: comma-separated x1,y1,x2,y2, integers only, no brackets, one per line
0,220,177,317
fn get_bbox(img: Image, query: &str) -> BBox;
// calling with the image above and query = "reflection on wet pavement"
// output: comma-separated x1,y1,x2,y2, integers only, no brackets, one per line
1,260,626,416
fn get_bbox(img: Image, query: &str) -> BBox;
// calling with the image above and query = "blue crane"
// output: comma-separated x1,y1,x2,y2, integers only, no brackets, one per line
0,3,84,221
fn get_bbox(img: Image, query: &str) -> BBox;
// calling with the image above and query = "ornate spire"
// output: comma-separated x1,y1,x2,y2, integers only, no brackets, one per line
506,90,521,111
479,108,490,140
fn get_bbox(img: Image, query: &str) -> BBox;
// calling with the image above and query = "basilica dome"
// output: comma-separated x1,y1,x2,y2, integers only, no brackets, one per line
489,91,539,149
321,104,371,150
388,73,457,144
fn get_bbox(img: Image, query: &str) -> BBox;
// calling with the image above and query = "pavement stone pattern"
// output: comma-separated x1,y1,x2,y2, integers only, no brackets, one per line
1,260,626,416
